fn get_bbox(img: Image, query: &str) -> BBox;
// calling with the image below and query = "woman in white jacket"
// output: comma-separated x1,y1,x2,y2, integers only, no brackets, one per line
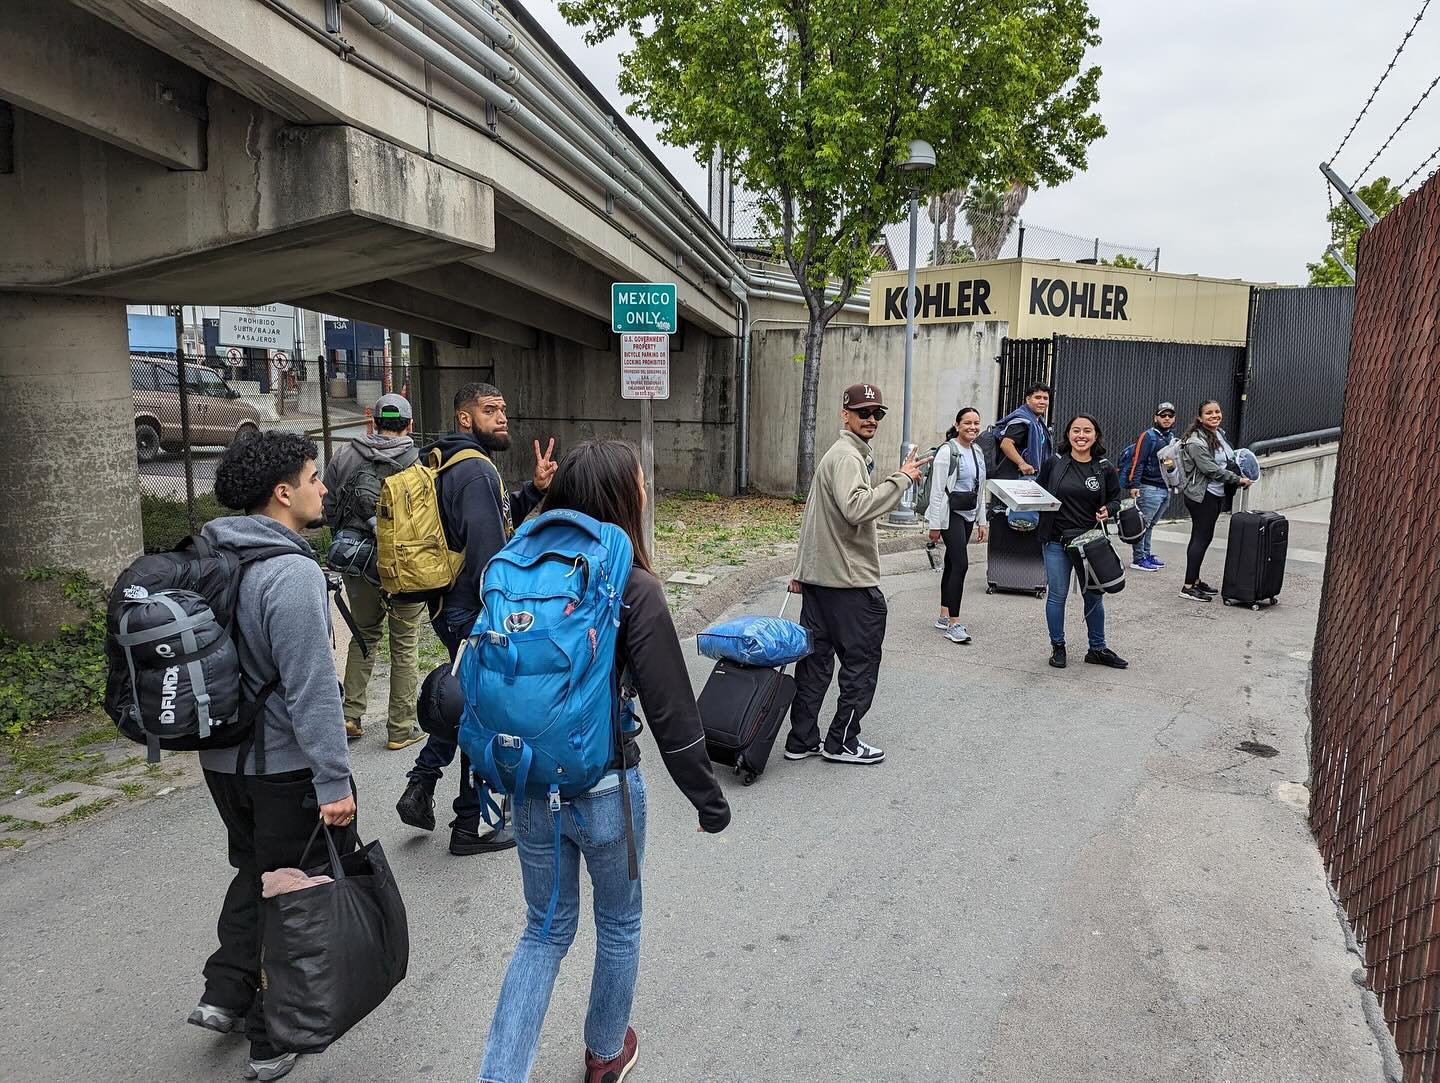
926,407,988,643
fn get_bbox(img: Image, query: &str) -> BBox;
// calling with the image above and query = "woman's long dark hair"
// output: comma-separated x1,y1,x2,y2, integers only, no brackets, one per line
540,440,653,573
1183,400,1223,453
944,406,981,442
1056,414,1107,458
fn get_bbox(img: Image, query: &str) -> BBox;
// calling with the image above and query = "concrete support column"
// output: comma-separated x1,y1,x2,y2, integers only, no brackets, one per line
0,292,142,640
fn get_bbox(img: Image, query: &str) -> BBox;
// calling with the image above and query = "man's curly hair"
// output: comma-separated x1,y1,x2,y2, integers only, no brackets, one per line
215,431,319,513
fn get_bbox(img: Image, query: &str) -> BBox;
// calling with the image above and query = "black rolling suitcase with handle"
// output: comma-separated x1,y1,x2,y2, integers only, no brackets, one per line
698,596,798,785
1221,488,1288,610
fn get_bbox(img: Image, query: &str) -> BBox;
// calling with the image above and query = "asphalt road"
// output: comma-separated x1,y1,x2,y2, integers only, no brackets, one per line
0,503,1390,1082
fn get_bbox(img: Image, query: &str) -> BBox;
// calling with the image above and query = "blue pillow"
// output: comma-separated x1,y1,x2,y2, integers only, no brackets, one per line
1234,448,1261,481
698,616,812,667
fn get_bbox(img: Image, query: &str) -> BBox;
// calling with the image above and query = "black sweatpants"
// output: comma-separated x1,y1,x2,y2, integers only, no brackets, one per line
1184,492,1224,583
787,584,888,754
202,769,358,1060
940,515,975,617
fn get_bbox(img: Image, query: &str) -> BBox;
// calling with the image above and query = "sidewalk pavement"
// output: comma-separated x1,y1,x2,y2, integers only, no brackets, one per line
0,498,1394,1081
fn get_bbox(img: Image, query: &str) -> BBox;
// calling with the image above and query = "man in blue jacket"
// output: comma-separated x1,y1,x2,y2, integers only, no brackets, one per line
394,382,556,856
1122,401,1177,570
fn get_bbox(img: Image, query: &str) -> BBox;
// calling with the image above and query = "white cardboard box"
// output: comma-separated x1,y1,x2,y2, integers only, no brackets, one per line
987,478,1061,512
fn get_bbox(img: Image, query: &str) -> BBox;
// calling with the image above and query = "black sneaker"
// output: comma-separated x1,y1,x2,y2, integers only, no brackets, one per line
1085,647,1130,669
450,819,517,856
396,778,436,832
1180,585,1213,603
1194,580,1219,595
1049,642,1067,669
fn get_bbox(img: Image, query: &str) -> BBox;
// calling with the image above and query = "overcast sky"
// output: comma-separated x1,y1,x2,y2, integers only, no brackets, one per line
522,0,1440,285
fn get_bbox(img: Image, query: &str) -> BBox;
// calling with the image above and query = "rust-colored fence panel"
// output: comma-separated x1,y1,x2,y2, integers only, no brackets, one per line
1310,169,1440,1081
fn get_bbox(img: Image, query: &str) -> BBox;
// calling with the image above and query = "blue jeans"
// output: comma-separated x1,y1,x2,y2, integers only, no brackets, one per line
1132,484,1169,562
1043,542,1106,650
478,768,648,1083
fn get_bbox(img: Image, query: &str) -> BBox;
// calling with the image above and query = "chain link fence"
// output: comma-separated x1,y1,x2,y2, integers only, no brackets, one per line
1310,169,1440,1081
133,351,375,551
723,189,1159,271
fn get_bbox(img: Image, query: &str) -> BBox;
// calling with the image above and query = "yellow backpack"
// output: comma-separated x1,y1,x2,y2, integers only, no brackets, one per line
375,447,499,597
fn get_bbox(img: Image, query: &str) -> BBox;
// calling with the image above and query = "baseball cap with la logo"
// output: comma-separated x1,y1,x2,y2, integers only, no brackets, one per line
842,383,886,410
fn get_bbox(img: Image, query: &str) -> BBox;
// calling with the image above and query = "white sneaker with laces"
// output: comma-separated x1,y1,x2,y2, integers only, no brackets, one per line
822,740,885,765
945,623,972,644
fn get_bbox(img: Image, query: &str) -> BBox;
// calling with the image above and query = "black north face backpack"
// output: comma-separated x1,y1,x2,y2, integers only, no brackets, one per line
104,536,297,764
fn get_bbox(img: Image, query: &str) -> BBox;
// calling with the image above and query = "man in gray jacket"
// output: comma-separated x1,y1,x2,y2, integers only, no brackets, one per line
784,383,927,765
322,393,425,750
189,431,356,1082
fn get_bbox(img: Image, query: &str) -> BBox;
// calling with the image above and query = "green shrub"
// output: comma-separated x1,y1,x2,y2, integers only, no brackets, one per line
140,491,228,553
0,569,108,738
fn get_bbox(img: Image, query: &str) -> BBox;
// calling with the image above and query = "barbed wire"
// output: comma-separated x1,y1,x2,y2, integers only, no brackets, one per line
1329,0,1432,164
1400,144,1440,188
1355,70,1440,183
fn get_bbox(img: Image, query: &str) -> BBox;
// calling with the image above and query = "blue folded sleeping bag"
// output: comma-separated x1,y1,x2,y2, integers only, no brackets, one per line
697,615,812,667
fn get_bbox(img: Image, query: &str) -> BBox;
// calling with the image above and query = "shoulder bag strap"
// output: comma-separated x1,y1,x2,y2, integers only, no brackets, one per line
1129,434,1146,482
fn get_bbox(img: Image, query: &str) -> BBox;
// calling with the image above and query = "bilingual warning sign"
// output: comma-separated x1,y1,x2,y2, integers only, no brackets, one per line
620,334,670,400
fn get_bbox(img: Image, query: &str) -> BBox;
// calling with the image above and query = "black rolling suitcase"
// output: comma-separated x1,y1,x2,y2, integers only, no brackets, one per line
1221,489,1288,610
985,506,1047,598
698,597,798,785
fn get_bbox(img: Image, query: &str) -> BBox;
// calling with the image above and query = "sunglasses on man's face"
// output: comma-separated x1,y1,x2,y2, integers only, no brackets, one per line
1158,412,1175,418
851,407,887,421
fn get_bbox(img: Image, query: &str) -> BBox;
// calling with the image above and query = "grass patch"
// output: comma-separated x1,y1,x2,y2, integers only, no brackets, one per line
652,494,804,581
37,791,81,809
119,782,147,798
2,711,133,793
0,838,23,850
139,490,229,553
0,569,108,739
56,797,116,824
0,814,44,832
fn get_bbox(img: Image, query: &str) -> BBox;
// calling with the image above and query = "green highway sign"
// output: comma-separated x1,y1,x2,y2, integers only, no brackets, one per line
611,282,677,334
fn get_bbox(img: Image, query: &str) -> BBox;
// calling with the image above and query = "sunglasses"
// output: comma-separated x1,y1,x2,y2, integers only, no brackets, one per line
851,407,887,421
1157,411,1175,418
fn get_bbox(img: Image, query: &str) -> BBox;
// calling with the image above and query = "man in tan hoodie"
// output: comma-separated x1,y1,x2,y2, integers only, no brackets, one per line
783,383,928,765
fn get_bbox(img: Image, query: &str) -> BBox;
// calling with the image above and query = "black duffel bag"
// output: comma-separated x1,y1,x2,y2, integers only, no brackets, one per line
417,661,464,740
1065,524,1126,594
1115,498,1147,544
261,824,409,1053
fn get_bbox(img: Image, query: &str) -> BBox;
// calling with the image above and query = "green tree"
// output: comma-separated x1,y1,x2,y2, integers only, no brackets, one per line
560,0,1106,492
1100,253,1145,269
1307,177,1402,285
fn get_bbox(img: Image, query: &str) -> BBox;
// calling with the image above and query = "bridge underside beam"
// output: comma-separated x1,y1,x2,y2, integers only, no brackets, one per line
0,0,207,170
320,279,539,350
398,265,611,351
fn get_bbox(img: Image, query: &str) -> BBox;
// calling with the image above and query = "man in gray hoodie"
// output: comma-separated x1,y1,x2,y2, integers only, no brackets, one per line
189,430,356,1082
322,393,426,750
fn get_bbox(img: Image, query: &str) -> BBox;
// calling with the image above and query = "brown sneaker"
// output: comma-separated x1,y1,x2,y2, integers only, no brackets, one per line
385,727,426,751
344,718,364,740
584,1027,638,1083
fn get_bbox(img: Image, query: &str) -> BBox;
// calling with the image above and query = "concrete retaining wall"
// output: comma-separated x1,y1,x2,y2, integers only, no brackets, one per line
747,321,1006,495
1256,443,1338,510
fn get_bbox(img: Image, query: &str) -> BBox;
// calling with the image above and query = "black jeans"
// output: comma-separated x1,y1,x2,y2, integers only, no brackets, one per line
939,515,975,617
1185,492,1224,583
408,616,482,824
787,585,888,754
202,769,358,1060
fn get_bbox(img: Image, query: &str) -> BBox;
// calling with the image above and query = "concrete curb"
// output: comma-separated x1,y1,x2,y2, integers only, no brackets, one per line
671,531,931,638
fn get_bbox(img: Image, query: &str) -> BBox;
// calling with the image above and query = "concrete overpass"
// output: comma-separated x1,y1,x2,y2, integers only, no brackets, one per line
0,0,835,637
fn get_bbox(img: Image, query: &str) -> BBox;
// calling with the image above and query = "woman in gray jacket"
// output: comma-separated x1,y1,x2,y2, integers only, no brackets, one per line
925,407,988,643
1179,400,1252,602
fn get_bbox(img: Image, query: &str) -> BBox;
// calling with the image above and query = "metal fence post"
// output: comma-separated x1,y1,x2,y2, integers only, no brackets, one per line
170,305,197,534
317,353,333,465
1016,221,1025,260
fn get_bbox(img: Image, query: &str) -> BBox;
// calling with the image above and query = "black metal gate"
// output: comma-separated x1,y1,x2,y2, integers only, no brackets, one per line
996,337,1055,418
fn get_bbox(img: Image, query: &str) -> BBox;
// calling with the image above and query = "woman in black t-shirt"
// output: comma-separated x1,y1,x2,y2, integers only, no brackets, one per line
1036,415,1127,671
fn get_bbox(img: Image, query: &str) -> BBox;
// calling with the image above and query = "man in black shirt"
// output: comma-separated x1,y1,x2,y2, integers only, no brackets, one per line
994,384,1053,480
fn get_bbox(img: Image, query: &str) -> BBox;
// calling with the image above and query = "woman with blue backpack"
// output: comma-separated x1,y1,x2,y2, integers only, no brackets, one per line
1036,415,1128,671
469,439,731,1083
925,406,989,643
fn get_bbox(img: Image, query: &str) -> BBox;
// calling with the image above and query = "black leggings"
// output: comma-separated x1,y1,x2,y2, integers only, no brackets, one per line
940,514,975,617
1185,492,1223,583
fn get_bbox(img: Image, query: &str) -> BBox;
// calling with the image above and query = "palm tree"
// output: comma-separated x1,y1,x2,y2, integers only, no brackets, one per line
964,181,1030,260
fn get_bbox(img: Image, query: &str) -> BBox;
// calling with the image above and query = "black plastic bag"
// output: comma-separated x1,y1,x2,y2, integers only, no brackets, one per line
260,825,409,1053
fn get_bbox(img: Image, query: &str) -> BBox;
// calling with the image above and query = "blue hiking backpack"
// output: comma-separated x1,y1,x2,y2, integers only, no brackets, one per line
456,509,637,930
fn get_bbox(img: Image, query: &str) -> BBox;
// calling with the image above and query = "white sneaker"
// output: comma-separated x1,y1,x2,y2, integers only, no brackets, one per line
933,617,950,631
945,623,972,644
822,740,885,765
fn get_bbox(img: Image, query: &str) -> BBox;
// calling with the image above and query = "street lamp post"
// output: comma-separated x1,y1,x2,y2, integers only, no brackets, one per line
888,138,936,525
